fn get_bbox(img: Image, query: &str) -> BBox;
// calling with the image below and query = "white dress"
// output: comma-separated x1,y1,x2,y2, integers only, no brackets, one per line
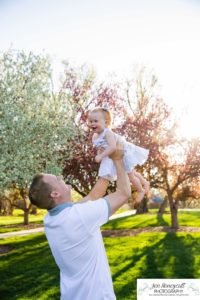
93,128,149,181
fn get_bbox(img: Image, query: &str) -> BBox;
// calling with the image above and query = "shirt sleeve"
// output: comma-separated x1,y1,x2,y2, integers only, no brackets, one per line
75,198,111,235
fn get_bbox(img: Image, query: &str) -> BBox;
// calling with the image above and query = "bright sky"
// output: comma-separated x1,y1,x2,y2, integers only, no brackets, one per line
1,0,200,138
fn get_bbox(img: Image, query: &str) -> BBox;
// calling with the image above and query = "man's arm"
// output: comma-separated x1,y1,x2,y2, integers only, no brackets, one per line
80,177,109,202
104,156,131,215
80,147,131,209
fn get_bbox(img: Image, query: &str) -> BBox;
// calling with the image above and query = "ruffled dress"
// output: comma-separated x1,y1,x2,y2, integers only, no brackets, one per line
93,128,149,181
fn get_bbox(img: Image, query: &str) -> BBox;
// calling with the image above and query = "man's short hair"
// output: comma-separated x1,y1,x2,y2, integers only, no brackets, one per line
28,173,55,210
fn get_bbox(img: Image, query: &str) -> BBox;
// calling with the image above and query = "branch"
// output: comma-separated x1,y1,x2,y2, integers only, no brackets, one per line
126,82,135,114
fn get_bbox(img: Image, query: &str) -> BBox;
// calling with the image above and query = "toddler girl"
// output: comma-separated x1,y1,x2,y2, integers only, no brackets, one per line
88,107,150,204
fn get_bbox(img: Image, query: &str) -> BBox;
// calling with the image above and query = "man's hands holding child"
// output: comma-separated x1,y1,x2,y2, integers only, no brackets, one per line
109,150,123,160
95,143,124,163
109,142,124,160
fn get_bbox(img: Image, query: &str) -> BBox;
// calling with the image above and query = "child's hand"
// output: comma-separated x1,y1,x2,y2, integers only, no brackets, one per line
95,154,102,163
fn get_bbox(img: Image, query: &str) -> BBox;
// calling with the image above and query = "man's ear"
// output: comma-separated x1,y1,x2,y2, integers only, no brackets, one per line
50,190,60,199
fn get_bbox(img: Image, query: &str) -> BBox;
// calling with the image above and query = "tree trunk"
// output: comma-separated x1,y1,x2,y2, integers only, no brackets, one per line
3,198,14,216
168,194,179,229
24,209,29,225
158,196,168,214
20,189,32,225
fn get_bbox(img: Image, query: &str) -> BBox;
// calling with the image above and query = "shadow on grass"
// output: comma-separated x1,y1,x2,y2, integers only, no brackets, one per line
105,213,170,230
105,215,151,230
108,232,199,300
1,230,200,300
105,215,134,229
0,234,60,300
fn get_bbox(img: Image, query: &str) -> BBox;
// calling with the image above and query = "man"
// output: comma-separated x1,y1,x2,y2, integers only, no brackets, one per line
28,151,131,300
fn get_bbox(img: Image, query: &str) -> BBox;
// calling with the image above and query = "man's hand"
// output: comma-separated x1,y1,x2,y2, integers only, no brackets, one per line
109,143,124,160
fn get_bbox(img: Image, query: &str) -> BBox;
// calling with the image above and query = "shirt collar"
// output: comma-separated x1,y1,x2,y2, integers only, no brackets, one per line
48,202,74,216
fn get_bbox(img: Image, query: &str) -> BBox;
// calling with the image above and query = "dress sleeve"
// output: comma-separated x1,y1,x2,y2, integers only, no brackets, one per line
74,198,111,235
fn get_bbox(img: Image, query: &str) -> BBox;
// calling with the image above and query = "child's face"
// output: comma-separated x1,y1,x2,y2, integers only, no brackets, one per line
88,111,106,133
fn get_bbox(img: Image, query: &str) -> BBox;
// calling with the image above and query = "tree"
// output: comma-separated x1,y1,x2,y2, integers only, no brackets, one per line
61,62,125,195
179,181,200,208
61,64,178,219
122,66,200,228
0,50,75,224
151,138,200,228
56,62,200,230
119,66,176,212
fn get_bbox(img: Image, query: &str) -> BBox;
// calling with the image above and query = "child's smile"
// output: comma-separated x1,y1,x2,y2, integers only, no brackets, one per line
88,111,106,134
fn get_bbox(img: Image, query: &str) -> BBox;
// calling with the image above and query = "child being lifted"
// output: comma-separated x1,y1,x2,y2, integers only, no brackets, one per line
88,107,150,204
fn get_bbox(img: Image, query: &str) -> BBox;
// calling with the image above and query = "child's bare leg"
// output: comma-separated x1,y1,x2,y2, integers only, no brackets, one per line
81,177,109,202
132,170,150,193
128,172,145,203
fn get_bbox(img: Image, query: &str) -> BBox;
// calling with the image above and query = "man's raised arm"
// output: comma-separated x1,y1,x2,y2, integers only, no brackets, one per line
105,152,131,215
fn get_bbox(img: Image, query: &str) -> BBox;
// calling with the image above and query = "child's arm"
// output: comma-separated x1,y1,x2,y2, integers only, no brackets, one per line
95,130,116,163
92,133,98,143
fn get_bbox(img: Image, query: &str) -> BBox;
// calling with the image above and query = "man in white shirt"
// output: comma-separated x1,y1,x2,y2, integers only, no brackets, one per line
28,151,131,300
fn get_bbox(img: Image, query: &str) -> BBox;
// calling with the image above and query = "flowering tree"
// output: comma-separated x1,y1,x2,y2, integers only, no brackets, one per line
61,62,125,195
0,50,75,224
122,66,200,228
152,138,200,228
61,64,200,228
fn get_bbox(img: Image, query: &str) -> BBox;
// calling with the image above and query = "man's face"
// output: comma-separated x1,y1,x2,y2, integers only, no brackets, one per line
43,174,71,202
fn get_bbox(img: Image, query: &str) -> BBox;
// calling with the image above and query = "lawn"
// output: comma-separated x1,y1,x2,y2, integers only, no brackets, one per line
0,234,59,300
0,209,45,233
1,232,200,300
1,209,200,234
1,212,200,300
102,210,200,230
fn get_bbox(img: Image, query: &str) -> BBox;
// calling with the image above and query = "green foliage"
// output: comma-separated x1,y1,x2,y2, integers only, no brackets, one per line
0,50,76,191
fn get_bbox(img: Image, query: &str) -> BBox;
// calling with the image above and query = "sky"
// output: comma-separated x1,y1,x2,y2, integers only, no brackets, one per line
0,0,200,138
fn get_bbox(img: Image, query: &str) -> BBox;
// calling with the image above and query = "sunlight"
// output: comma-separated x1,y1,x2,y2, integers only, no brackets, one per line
178,112,199,138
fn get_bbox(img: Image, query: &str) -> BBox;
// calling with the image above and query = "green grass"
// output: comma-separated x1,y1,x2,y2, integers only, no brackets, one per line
102,210,200,230
0,210,45,233
1,209,200,234
105,232,200,299
0,234,59,300
1,231,200,300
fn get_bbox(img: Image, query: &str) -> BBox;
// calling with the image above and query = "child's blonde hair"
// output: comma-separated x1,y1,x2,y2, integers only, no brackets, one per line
89,107,113,128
